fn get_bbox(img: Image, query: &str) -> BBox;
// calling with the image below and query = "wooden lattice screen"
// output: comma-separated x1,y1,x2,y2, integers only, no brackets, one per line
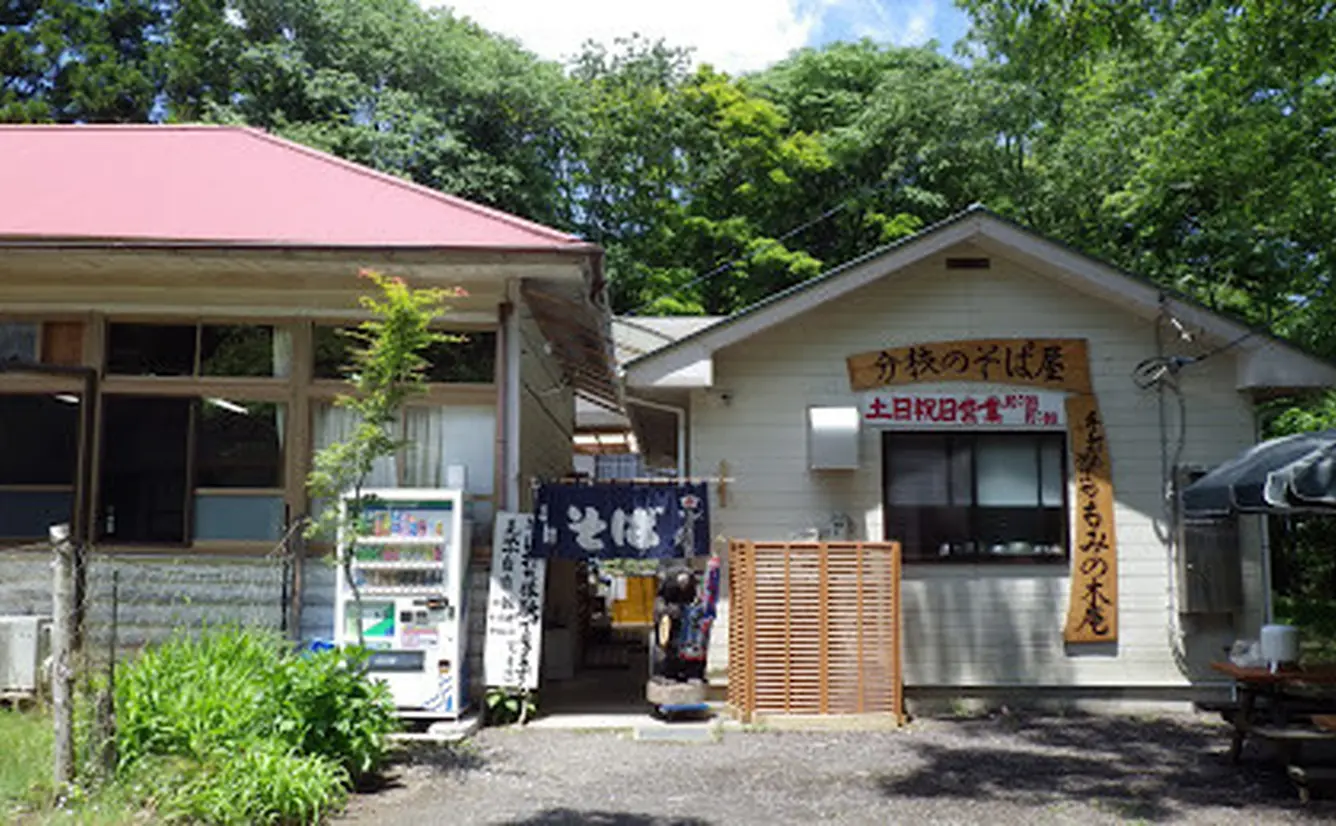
728,540,904,723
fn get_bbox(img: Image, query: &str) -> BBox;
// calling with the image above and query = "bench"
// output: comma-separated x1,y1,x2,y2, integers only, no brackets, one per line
1246,724,1336,765
1251,724,1336,801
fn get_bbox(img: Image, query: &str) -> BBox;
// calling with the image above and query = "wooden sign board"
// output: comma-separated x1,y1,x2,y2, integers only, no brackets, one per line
1062,394,1119,643
847,338,1092,395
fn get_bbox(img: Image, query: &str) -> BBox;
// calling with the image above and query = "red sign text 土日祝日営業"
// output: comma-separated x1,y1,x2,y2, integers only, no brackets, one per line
860,391,1065,428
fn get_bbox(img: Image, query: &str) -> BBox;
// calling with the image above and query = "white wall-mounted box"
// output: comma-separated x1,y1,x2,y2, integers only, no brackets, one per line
807,406,860,470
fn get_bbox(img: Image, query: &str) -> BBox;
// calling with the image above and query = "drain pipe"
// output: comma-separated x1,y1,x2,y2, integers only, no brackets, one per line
627,395,687,477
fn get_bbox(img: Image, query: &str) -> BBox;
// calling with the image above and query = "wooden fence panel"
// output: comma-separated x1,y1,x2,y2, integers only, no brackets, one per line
728,540,903,724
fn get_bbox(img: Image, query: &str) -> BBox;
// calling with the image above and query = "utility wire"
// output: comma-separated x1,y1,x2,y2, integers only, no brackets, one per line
625,175,900,316
1135,282,1331,387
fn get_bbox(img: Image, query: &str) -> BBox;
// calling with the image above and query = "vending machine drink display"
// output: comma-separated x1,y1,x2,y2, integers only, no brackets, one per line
335,488,471,719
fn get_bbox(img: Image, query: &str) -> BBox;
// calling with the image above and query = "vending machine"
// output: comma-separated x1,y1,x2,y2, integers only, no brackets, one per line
334,488,471,719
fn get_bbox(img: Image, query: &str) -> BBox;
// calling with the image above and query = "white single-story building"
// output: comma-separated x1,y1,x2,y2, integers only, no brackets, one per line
621,206,1336,705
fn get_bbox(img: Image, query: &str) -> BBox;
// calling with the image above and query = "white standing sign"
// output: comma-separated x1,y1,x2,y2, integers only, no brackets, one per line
484,512,546,690
859,389,1067,429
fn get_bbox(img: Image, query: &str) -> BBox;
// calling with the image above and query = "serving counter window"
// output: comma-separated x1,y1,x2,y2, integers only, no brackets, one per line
883,431,1067,562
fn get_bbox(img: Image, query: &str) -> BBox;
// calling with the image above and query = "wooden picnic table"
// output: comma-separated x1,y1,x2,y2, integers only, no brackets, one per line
1211,661,1336,763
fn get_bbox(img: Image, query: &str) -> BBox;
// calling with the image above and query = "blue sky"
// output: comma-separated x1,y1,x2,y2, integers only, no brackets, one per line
805,0,971,53
423,1,972,74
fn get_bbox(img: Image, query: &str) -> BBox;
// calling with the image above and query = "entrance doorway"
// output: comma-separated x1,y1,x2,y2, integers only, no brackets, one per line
540,559,658,714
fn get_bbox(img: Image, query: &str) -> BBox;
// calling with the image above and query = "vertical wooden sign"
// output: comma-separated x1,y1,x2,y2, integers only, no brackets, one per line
1062,394,1118,643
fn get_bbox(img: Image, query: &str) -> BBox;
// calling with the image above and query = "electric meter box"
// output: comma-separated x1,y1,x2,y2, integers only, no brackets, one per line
334,488,471,719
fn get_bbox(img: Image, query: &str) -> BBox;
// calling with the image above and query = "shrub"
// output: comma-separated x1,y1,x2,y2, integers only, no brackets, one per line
115,625,288,767
484,687,537,726
262,645,396,777
114,626,398,824
144,742,348,826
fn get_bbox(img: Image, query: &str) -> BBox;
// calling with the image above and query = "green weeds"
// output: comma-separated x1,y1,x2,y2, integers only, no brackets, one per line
115,626,398,822
6,626,399,825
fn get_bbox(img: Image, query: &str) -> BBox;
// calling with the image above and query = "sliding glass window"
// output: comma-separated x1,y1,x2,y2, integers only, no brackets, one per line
98,397,286,545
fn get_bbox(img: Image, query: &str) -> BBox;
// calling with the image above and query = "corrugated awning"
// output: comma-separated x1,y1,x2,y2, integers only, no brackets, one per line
521,281,623,414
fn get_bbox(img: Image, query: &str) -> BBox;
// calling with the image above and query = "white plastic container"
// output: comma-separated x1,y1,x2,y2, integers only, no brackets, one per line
1260,624,1300,668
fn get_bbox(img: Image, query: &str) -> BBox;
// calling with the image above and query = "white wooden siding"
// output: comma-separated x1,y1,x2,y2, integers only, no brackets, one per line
695,242,1263,688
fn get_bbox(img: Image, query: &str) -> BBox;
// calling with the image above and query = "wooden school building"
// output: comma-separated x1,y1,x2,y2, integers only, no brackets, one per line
0,124,614,651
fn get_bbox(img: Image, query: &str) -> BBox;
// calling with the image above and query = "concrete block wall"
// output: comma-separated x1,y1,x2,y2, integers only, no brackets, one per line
0,549,291,649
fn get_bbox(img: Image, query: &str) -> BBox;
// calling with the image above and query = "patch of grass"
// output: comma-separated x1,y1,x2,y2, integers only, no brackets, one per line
0,709,147,825
133,744,347,826
113,626,397,823
0,708,54,809
6,627,400,826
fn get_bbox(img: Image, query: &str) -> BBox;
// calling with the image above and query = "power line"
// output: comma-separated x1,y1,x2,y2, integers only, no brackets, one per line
625,175,900,316
1135,283,1331,388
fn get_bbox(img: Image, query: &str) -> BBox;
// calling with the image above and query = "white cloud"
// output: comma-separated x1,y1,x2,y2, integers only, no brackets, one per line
422,0,832,74
841,0,938,46
896,1,937,44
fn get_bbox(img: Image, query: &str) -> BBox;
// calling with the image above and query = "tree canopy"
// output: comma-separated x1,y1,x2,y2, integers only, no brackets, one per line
4,0,1335,352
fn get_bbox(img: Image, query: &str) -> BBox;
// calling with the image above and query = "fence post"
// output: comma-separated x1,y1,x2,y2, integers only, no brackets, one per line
50,523,75,788
288,528,306,641
95,570,120,780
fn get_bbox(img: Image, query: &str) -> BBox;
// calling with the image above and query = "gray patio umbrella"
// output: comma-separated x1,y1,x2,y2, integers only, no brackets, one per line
1181,429,1336,518
1290,442,1336,507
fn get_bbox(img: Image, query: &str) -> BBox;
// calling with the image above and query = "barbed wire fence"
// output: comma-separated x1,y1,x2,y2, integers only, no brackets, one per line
6,518,311,788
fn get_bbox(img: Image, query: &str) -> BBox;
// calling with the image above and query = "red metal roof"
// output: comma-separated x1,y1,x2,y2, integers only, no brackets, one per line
0,125,586,249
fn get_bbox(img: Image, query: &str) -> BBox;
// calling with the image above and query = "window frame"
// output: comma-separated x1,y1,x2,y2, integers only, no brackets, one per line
0,314,503,554
882,430,1070,564
0,392,82,540
97,394,289,547
311,323,498,385
104,320,291,379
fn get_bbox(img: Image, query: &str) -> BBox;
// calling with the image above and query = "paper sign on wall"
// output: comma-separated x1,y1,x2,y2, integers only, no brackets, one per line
484,512,545,690
860,390,1066,429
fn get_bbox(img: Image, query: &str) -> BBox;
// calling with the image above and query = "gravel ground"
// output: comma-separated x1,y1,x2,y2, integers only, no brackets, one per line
338,713,1336,825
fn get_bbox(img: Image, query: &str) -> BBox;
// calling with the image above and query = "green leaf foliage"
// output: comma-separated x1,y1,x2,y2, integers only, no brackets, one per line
305,269,454,543
483,686,536,726
114,626,397,824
